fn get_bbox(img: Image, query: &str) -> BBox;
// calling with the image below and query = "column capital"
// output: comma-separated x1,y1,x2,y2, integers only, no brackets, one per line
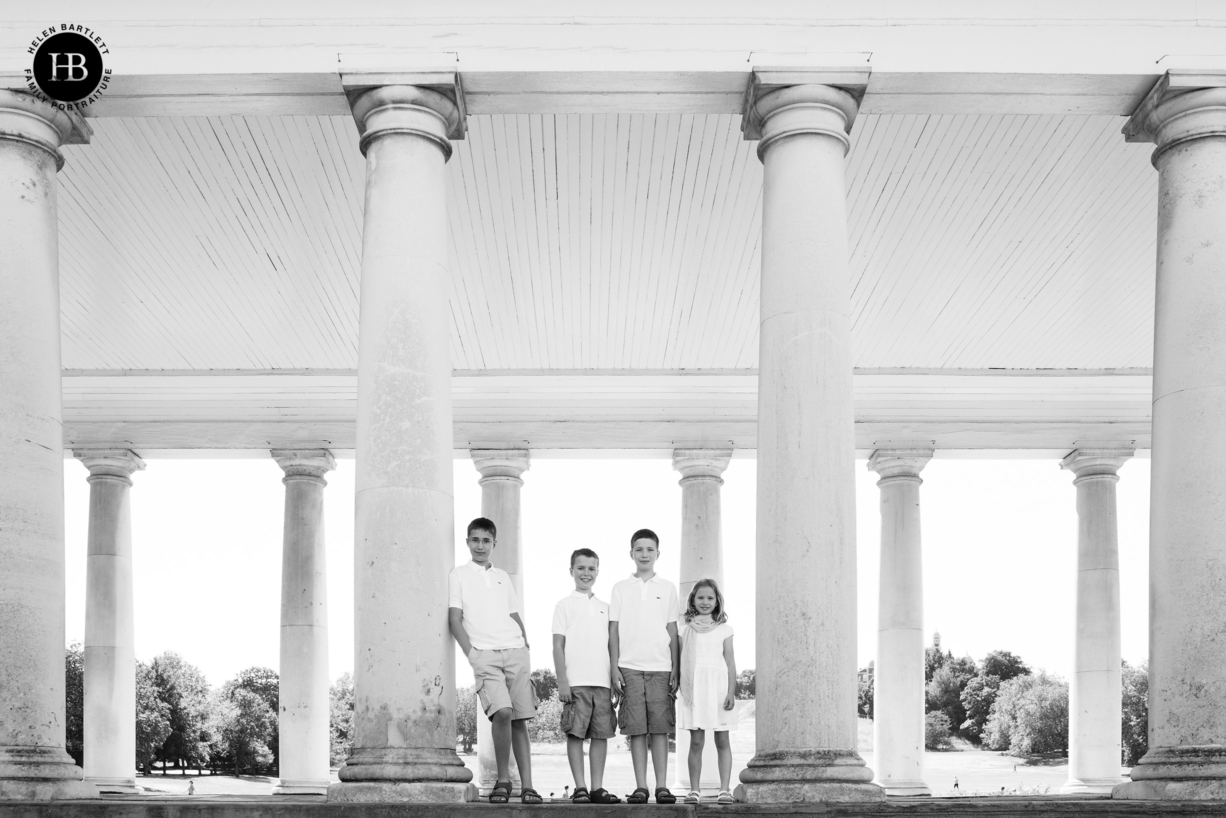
271,448,336,482
348,85,464,160
74,449,145,484
867,448,933,482
0,90,90,171
1124,71,1226,165
742,69,868,159
672,448,732,483
1061,448,1133,482
472,449,530,482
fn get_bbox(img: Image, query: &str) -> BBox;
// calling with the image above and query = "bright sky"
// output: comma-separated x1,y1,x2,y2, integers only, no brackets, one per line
63,455,1151,690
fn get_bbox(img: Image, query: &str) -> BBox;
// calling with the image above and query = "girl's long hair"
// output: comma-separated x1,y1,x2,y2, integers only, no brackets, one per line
684,578,728,624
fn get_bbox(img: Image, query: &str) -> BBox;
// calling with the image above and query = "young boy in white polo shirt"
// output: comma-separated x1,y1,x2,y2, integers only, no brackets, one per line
448,517,542,805
552,548,621,805
610,528,681,804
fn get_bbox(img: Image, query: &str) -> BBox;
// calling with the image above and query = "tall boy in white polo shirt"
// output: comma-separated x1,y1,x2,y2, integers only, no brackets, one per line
448,517,542,804
609,528,681,805
552,548,621,804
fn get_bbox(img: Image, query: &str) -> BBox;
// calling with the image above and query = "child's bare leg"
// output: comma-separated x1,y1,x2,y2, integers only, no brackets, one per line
688,729,705,792
589,738,608,791
630,734,649,790
649,733,669,791
566,735,587,790
511,719,533,790
714,731,732,793
491,709,513,782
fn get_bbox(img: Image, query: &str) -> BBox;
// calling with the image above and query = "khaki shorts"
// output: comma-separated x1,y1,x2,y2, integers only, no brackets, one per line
617,668,674,736
561,686,617,741
469,646,537,720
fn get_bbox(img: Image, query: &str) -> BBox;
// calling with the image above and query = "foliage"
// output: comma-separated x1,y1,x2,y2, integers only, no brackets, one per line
857,670,874,719
1121,660,1149,766
527,692,565,743
924,646,951,683
455,684,478,753
960,674,1001,741
151,651,213,769
925,659,975,735
223,667,279,769
530,668,558,703
924,711,953,750
982,672,1068,756
212,688,276,774
135,660,172,774
65,643,84,767
980,650,1030,683
736,669,756,700
329,672,355,766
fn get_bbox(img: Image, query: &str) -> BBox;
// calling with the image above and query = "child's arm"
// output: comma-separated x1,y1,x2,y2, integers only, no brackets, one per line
609,622,623,695
448,607,474,657
552,634,572,703
667,621,680,693
509,612,530,649
722,635,737,711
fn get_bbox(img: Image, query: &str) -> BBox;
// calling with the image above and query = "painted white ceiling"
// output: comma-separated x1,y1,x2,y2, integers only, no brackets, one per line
57,111,1158,372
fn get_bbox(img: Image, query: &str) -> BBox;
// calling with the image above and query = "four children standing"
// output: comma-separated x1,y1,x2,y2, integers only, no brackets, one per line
450,520,738,804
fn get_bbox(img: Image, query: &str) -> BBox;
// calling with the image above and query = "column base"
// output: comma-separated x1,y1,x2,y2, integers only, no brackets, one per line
86,776,140,794
331,747,474,802
738,750,885,803
273,779,329,796
0,747,98,800
879,779,932,797
329,782,476,802
1113,745,1226,800
1061,777,1121,795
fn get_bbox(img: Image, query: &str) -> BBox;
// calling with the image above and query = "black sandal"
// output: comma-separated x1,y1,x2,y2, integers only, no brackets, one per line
627,787,650,803
489,781,512,804
572,786,591,803
655,787,677,804
591,788,621,804
521,787,544,804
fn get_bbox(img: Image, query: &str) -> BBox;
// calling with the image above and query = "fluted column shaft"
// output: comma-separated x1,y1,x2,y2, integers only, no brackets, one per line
75,450,145,794
331,85,472,803
0,91,95,801
740,84,883,803
272,450,335,796
868,450,931,797
1116,77,1226,801
470,450,530,792
1061,449,1129,794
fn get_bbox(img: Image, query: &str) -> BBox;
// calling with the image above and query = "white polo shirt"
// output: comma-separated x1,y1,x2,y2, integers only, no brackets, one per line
551,591,612,688
609,573,680,672
447,561,525,651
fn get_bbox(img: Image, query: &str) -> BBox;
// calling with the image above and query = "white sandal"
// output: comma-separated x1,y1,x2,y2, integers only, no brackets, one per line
684,790,701,804
717,790,735,804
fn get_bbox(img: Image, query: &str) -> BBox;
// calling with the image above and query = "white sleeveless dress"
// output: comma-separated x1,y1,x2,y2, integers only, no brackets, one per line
676,621,737,731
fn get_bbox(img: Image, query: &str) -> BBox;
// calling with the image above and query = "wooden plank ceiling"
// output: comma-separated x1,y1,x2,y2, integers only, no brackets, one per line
57,111,1158,373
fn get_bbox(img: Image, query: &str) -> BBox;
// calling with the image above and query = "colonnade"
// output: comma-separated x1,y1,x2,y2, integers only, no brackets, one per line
2,71,1226,802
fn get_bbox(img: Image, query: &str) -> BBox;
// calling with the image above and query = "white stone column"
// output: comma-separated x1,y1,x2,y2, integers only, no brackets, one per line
0,91,95,801
271,449,335,796
75,450,145,794
867,449,932,797
672,449,731,796
1060,448,1130,794
330,85,472,804
470,449,530,793
738,82,883,803
1115,73,1226,801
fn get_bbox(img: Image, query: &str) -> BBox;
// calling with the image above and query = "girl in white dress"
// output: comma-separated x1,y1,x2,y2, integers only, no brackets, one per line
677,578,737,804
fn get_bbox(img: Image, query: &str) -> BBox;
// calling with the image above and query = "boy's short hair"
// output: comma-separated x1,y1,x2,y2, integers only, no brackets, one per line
569,548,600,568
467,517,497,539
629,528,659,548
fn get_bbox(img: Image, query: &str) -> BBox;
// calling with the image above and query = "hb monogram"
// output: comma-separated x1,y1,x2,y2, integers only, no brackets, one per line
48,53,89,81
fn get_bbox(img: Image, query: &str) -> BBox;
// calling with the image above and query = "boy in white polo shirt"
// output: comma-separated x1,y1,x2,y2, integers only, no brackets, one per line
610,528,680,804
448,517,541,805
552,548,621,805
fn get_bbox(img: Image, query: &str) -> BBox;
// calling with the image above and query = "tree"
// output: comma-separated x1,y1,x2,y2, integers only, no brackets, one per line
150,652,213,770
455,684,477,754
735,669,756,699
136,660,172,775
223,667,279,770
213,688,276,775
1121,660,1149,766
65,643,84,768
925,712,953,750
530,668,557,703
329,673,355,766
924,646,951,683
527,692,565,743
983,672,1069,756
857,671,874,719
980,650,1030,683
960,674,1001,741
926,659,976,736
